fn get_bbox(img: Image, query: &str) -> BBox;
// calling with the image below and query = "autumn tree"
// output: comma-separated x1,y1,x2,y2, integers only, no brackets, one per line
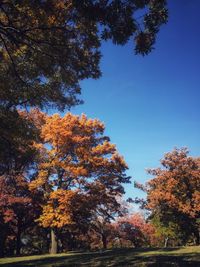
30,112,130,254
115,212,156,248
135,148,200,246
0,109,45,256
0,175,42,256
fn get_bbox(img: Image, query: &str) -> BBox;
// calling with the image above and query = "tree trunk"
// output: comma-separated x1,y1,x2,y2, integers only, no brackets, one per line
16,231,21,256
119,238,123,248
50,228,57,254
102,234,107,250
0,230,6,257
194,230,200,245
16,218,22,256
164,237,169,248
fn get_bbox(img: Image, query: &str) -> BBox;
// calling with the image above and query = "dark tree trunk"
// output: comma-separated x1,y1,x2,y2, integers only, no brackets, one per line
16,229,21,256
16,218,22,256
119,238,123,248
194,230,200,245
102,234,107,250
50,228,57,254
0,231,6,257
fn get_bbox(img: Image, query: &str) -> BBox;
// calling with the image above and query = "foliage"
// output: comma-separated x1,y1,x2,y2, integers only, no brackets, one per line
0,108,39,175
0,108,44,256
0,2,169,254
116,213,156,247
135,148,200,246
0,0,168,110
0,172,42,256
28,112,130,253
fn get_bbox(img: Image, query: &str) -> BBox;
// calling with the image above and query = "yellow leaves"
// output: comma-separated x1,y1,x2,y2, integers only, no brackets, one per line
29,111,129,230
13,45,28,58
29,170,49,191
37,189,76,228
35,112,129,180
50,189,75,201
92,141,116,156
42,113,104,146
66,166,88,177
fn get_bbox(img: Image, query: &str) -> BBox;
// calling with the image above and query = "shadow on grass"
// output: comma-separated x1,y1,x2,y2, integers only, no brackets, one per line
1,248,200,267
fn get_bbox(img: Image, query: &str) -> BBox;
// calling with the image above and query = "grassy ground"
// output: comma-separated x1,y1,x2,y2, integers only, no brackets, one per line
0,246,199,267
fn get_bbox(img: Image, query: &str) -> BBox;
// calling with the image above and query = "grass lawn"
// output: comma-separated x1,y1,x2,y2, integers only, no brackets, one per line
0,246,199,267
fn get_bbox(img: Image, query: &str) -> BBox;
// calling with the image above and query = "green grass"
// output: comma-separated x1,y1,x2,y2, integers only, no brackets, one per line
0,246,199,266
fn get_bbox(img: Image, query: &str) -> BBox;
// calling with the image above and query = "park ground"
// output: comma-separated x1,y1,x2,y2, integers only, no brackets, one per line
0,246,199,267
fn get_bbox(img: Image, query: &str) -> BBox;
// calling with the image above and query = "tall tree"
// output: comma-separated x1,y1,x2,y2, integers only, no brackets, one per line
0,109,44,256
30,112,130,253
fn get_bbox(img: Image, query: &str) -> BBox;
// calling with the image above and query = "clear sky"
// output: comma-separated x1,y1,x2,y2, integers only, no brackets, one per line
63,1,200,200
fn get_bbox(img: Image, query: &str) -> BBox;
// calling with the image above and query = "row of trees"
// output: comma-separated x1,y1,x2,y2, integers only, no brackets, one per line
0,0,169,257
3,0,199,258
1,115,199,256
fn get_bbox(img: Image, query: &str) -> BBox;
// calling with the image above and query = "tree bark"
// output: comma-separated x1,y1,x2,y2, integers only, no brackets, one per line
194,230,200,245
164,237,169,248
16,225,22,255
0,230,6,257
102,234,107,250
16,230,21,256
16,218,22,256
50,228,57,254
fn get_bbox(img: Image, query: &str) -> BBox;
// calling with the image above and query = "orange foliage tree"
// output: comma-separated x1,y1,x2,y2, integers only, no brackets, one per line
30,112,130,253
135,148,200,246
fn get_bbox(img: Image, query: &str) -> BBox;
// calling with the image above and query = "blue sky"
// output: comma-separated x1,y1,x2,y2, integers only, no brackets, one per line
66,1,200,200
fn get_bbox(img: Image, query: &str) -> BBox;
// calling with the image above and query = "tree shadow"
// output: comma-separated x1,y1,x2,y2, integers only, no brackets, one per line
1,248,199,267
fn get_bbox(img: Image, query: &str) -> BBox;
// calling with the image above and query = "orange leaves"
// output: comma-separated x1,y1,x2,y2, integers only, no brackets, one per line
30,111,129,230
146,148,200,218
29,170,49,191
37,112,128,183
192,191,200,212
37,189,76,228
41,113,105,149
91,141,115,155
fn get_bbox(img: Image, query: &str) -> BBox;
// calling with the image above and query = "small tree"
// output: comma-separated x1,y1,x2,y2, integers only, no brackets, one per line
116,213,156,248
135,148,200,246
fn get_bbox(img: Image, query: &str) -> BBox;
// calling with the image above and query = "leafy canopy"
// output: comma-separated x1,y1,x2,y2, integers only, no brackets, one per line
30,112,130,229
0,0,168,109
135,148,200,245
